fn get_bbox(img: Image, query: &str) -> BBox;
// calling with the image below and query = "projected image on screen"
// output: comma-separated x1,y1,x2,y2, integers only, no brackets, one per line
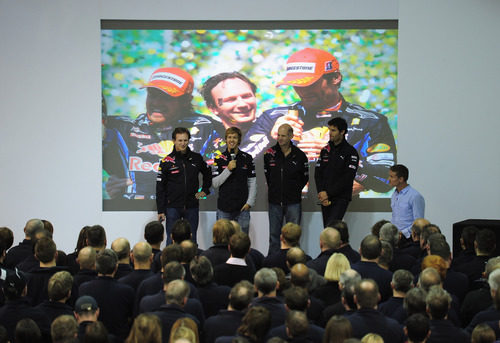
101,22,398,212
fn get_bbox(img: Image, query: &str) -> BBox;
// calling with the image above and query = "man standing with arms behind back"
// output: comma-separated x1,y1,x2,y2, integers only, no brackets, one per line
315,117,359,226
264,123,309,254
156,127,212,244
389,164,425,240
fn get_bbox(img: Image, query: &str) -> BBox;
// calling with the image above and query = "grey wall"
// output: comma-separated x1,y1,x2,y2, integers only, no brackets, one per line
1,0,499,257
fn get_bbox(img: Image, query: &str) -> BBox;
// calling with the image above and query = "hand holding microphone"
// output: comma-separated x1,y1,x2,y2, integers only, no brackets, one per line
228,148,237,170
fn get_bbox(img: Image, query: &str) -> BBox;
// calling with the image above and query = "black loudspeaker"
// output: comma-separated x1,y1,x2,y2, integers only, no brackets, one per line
452,219,500,258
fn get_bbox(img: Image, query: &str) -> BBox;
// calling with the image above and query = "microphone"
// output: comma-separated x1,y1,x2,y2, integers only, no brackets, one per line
229,148,236,161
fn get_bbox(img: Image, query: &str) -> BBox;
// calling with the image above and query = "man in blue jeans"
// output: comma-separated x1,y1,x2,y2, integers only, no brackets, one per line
264,124,309,254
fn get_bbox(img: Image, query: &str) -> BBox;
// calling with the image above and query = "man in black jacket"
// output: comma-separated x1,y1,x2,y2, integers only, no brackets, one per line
264,123,309,253
156,127,212,244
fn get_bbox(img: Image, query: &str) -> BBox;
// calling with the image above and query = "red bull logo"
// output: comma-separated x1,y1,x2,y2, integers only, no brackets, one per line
136,140,174,157
129,156,160,172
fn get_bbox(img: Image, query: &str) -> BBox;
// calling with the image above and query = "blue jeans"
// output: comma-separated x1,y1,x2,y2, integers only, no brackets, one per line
268,202,301,254
216,209,250,234
165,207,199,244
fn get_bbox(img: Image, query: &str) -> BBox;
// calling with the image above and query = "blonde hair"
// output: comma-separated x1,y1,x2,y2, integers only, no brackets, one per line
125,314,161,343
361,333,384,343
324,253,350,281
169,317,199,343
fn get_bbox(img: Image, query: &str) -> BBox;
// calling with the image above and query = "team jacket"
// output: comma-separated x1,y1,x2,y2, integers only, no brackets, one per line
156,147,212,211
212,150,256,212
105,113,224,199
314,139,359,202
240,95,396,193
263,143,309,205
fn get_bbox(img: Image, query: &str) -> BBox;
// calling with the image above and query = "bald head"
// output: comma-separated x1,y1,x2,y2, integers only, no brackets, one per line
320,227,341,251
418,267,442,292
132,242,152,268
286,247,308,268
24,219,44,239
290,263,310,288
111,238,130,263
78,247,96,270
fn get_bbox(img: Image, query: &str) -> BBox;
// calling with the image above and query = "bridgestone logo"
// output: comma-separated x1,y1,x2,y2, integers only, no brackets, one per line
286,62,316,74
151,72,186,87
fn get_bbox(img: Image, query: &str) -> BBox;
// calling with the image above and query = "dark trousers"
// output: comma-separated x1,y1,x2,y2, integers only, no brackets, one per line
321,198,349,227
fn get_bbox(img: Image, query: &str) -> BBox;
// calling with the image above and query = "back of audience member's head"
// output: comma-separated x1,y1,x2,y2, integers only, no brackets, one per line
404,287,427,317
379,241,393,268
35,237,57,263
272,267,289,293
323,315,352,343
0,227,14,250
172,219,192,243
404,313,430,343
237,306,271,343
392,269,414,293
74,226,90,253
51,315,78,343
420,224,441,247
281,223,302,247
86,225,107,249
229,280,254,311
24,219,45,240
325,253,350,282
339,269,361,287
355,279,380,309
95,249,118,275
341,280,359,310
421,256,447,282
169,317,199,343
418,267,441,292
428,236,450,261
15,318,41,343
361,333,383,343
267,338,286,343
190,256,213,286
74,295,99,319
42,219,54,234
360,235,381,260
485,256,500,278
48,271,73,302
471,323,496,343
78,247,96,270
494,281,500,310
111,237,130,261
488,268,500,294
3,269,27,300
125,313,161,343
476,229,496,255
180,240,197,264
229,232,250,258
144,221,164,246
132,242,152,265
284,286,309,312
161,243,182,267
379,222,399,247
166,279,190,306
460,226,478,251
163,261,185,284
320,227,341,250
329,220,350,244
84,321,108,343
370,219,390,238
254,268,278,295
425,285,451,320
290,263,310,289
285,310,308,339
286,247,307,267
212,219,235,245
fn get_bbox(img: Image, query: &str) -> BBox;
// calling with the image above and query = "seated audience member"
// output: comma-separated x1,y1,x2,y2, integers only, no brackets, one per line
214,232,255,287
283,311,310,342
347,279,404,343
321,269,361,323
16,228,53,273
286,247,326,293
323,315,353,343
266,286,324,342
378,240,393,270
180,240,198,284
452,225,479,269
78,249,134,340
203,280,254,343
461,256,500,326
361,333,384,343
73,295,105,342
4,219,44,269
313,252,350,306
169,317,199,343
27,237,71,305
404,313,430,343
466,269,500,333
65,226,89,275
471,323,495,343
73,246,97,289
351,235,393,302
51,315,78,343
190,255,230,317
201,219,236,267
263,223,308,273
111,237,133,279
378,269,414,323
34,271,74,329
290,263,325,325
119,242,153,291
172,220,202,256
403,287,428,318
251,268,287,329
329,220,361,264
0,270,48,342
144,221,165,273
230,220,264,270
426,286,470,343
0,227,14,252
400,218,431,259
455,229,496,286
150,279,199,343
85,225,107,253
370,219,390,238
306,227,341,276
215,306,271,343
125,313,162,343
379,222,417,272
83,321,109,343
15,318,42,343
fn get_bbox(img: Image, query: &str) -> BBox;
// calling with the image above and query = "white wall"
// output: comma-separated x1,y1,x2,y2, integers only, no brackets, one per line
1,0,499,257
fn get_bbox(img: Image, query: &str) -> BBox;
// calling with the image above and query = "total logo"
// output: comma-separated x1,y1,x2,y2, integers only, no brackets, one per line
129,156,160,172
